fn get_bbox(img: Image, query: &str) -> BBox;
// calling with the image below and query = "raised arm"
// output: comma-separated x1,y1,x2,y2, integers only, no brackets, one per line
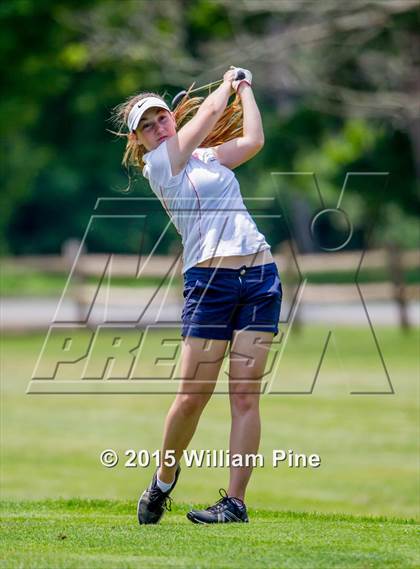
212,81,264,169
166,68,237,175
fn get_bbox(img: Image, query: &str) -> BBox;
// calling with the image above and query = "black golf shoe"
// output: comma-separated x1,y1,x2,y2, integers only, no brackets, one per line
187,488,249,524
137,464,181,525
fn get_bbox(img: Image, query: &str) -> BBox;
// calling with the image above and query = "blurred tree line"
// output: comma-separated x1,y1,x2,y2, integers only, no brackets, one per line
1,0,419,256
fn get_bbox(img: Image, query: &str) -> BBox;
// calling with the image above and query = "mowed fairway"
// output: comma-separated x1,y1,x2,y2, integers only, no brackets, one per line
1,326,419,568
1,501,418,569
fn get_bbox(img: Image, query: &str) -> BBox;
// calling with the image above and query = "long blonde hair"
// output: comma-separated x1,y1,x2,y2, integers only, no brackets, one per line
111,84,244,172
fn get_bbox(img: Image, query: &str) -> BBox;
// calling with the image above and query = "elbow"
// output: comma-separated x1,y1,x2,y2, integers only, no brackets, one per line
252,136,264,152
255,136,264,149
246,135,264,151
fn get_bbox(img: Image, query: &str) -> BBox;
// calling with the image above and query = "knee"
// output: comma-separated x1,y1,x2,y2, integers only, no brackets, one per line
175,393,210,416
230,392,259,416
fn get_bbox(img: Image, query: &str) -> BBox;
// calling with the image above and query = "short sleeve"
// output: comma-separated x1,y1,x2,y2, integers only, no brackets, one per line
192,147,219,164
142,141,185,188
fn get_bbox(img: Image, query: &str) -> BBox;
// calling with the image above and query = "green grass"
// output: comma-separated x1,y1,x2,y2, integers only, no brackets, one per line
1,265,419,296
0,266,176,296
1,500,418,568
306,266,420,285
1,327,419,567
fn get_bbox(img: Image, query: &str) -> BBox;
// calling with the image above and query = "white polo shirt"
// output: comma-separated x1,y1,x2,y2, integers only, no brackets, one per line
142,140,271,273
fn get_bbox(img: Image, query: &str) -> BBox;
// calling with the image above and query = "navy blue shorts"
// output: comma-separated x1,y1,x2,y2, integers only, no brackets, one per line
181,262,282,341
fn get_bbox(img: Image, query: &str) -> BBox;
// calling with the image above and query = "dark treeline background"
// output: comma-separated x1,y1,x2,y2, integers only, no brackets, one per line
1,0,419,256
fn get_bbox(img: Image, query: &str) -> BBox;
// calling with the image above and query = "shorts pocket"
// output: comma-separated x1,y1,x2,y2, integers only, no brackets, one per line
274,275,283,298
183,282,197,303
182,279,209,305
265,273,282,297
249,274,282,324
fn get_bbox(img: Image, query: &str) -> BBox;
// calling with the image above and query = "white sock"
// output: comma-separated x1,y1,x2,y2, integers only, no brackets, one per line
156,475,174,493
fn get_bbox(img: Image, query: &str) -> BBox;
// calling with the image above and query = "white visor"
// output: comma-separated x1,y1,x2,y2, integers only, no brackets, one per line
127,97,170,132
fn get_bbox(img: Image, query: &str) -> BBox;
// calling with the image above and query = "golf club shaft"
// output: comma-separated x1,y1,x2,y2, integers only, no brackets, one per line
188,79,223,94
188,69,245,95
171,70,245,108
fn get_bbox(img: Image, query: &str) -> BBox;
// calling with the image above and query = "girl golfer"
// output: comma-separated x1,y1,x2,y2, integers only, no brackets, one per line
114,66,282,524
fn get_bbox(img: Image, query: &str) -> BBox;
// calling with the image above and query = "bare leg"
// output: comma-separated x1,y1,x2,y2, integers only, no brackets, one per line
227,330,274,500
158,336,228,483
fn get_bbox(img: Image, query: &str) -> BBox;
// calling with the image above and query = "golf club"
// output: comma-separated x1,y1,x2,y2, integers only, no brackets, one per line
171,69,246,109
